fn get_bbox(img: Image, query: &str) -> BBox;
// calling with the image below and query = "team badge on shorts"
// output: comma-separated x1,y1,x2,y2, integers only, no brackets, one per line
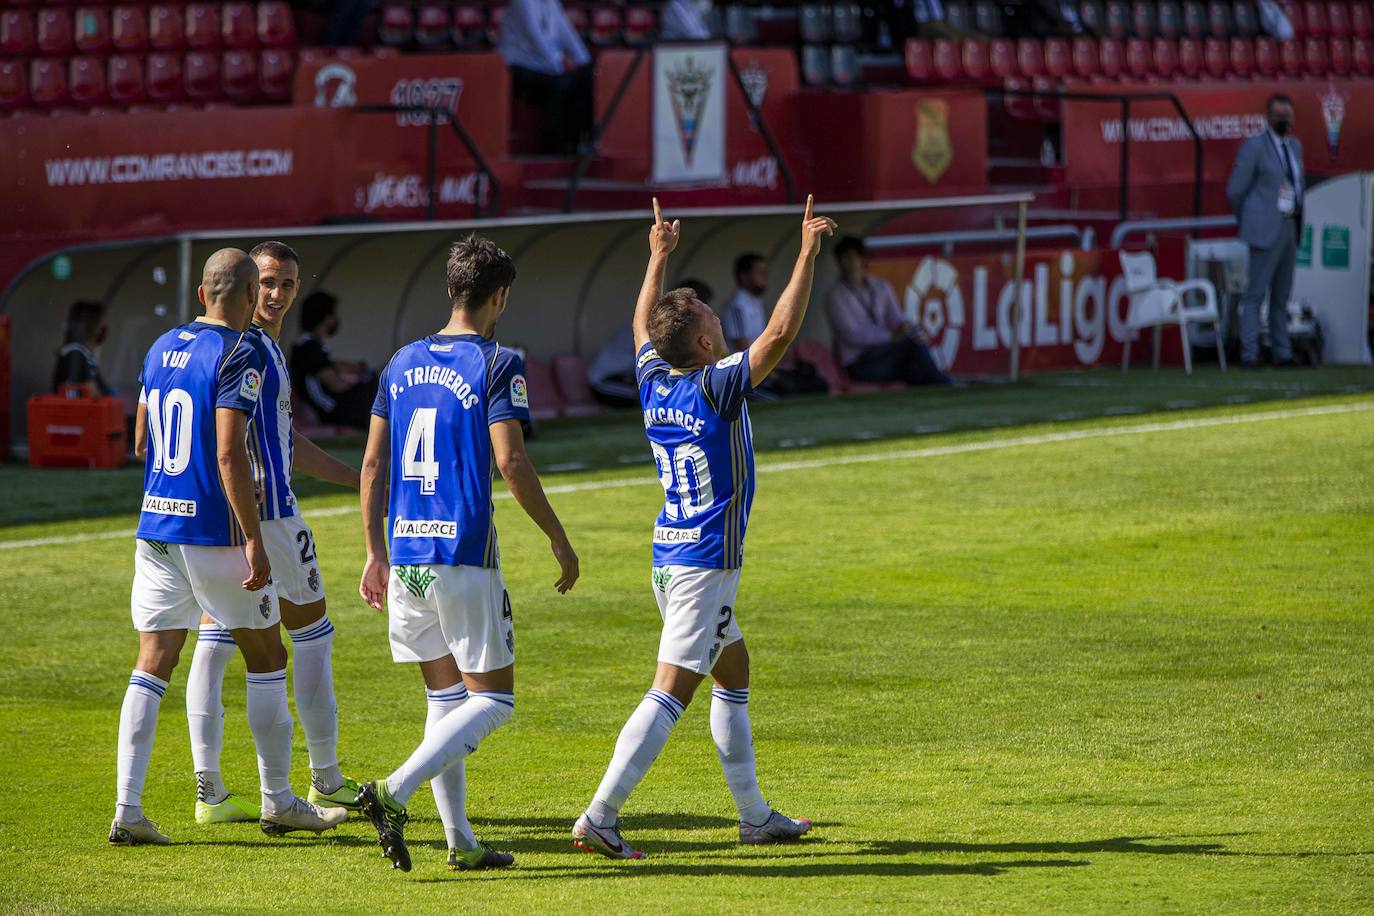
505,628,514,654
710,642,721,663
652,568,672,593
258,594,271,619
308,567,321,593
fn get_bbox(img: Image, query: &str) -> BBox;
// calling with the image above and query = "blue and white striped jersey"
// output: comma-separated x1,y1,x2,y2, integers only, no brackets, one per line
636,343,755,570
246,326,297,521
135,321,265,547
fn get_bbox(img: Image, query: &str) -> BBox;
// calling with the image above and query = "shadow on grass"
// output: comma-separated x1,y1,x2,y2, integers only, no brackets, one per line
470,813,740,831
411,858,1092,882
857,835,1238,857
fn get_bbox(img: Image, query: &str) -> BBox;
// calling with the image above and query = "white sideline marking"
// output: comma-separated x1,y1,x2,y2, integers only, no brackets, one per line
3,401,1370,552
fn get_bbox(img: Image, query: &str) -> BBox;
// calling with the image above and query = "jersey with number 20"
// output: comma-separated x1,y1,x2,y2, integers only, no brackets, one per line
636,343,755,570
135,321,266,547
372,334,529,569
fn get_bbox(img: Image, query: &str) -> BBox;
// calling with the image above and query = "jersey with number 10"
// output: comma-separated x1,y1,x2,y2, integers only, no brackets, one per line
135,321,266,547
372,334,529,569
636,343,755,570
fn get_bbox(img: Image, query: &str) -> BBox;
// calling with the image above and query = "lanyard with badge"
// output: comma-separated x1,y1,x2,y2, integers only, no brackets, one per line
1272,136,1298,216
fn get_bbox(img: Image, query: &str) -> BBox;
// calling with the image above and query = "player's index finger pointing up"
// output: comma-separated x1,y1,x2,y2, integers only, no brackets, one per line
804,194,813,221
653,197,663,227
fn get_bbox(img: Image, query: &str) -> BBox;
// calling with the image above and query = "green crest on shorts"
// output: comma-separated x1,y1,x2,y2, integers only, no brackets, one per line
652,568,672,593
396,565,437,599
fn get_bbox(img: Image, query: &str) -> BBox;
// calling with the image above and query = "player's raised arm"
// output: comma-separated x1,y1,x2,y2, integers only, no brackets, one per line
216,406,270,590
358,413,391,610
293,430,362,490
632,197,681,353
490,419,579,594
747,195,836,387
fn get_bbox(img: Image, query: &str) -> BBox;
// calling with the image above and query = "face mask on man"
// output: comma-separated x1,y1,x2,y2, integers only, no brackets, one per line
1272,118,1292,136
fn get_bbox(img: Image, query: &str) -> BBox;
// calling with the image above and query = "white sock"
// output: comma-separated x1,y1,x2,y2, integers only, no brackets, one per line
186,623,236,804
710,687,770,826
425,684,476,851
245,669,293,814
116,670,167,823
386,690,513,805
286,616,340,790
586,689,685,828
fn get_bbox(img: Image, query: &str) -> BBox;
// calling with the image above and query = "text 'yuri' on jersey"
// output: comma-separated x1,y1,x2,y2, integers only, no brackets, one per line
636,343,755,570
373,334,529,569
247,325,298,521
136,322,267,547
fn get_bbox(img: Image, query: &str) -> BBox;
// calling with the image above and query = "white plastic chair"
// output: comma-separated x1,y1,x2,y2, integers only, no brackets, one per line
1119,250,1227,374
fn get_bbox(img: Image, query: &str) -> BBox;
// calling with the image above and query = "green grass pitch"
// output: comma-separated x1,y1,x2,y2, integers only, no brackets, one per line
1,368,1371,913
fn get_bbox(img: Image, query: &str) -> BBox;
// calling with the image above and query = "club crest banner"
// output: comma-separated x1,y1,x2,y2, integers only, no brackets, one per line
653,44,727,184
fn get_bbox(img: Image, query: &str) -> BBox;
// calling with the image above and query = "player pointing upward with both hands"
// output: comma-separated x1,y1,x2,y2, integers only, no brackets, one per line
573,196,837,860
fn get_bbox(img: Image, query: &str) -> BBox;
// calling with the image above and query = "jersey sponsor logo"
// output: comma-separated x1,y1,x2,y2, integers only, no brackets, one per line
510,374,529,408
393,518,459,539
239,368,263,402
142,494,197,517
395,565,437,598
637,348,661,369
714,352,744,369
653,526,702,544
656,385,671,396
428,343,454,352
177,331,198,341
278,397,292,413
651,567,673,592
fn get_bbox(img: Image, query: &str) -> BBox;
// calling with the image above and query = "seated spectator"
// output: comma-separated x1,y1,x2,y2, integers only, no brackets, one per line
826,236,952,387
661,0,712,40
498,0,594,155
289,291,379,429
588,278,714,407
721,254,828,398
53,300,115,396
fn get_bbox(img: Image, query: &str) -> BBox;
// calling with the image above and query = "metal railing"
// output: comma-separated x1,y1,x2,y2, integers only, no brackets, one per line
865,223,1091,255
1110,214,1238,248
989,87,1204,226
354,103,502,219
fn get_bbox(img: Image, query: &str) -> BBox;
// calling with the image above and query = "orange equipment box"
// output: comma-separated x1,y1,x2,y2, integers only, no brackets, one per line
27,393,127,469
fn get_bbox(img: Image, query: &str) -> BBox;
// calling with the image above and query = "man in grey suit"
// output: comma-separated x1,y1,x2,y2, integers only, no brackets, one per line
1226,94,1304,367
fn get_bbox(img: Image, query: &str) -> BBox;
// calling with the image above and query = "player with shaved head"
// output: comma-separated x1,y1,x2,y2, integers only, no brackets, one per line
112,248,346,845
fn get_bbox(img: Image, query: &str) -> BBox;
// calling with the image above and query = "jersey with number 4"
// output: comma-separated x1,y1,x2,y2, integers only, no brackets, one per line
636,343,755,570
372,334,529,569
135,321,266,547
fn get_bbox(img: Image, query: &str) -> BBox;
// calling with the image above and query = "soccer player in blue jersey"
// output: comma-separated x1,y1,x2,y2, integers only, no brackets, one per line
572,197,836,860
112,249,347,845
183,241,365,827
354,235,580,873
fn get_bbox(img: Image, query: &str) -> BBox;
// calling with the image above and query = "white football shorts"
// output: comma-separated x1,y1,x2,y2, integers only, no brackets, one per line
261,515,326,606
387,564,514,673
131,539,280,632
652,565,743,675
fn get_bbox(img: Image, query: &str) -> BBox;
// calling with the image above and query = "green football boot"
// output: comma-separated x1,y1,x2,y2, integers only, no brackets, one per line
195,793,261,825
307,774,364,811
448,841,515,871
356,780,411,872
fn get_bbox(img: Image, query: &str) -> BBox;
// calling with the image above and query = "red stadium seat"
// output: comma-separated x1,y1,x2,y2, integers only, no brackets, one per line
1079,0,1106,33
1124,36,1152,77
37,8,75,54
1105,0,1131,37
487,5,504,43
184,49,221,99
1204,35,1230,74
0,10,35,56
221,49,257,100
961,37,990,82
1205,0,1232,35
451,3,484,46
1352,2,1372,37
74,6,111,53
1016,37,1045,76
149,4,185,50
1253,35,1279,74
415,4,450,48
1328,34,1352,71
550,354,607,416
111,5,148,51
1071,36,1100,78
564,4,588,36
107,53,144,103
933,37,961,80
68,55,107,105
0,60,29,110
1352,34,1373,72
1097,37,1125,79
1303,33,1329,70
519,358,563,420
1278,36,1304,72
623,5,654,45
145,51,182,100
990,37,1016,79
1232,0,1260,35
1302,0,1328,34
221,1,255,49
1182,0,1208,36
1044,37,1072,78
792,340,847,396
1327,1,1351,36
185,2,220,49
1281,1,1306,35
1178,35,1203,75
259,47,292,100
257,0,295,47
1229,35,1254,74
905,38,934,81
1132,0,1157,36
1157,0,1183,37
30,58,68,106
1151,36,1179,76
378,3,413,46
588,5,622,46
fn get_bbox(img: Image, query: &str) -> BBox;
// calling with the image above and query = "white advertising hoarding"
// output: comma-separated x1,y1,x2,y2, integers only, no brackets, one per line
1293,172,1372,364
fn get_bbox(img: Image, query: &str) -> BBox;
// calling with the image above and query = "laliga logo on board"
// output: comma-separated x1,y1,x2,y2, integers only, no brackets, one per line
313,62,358,108
903,257,964,370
